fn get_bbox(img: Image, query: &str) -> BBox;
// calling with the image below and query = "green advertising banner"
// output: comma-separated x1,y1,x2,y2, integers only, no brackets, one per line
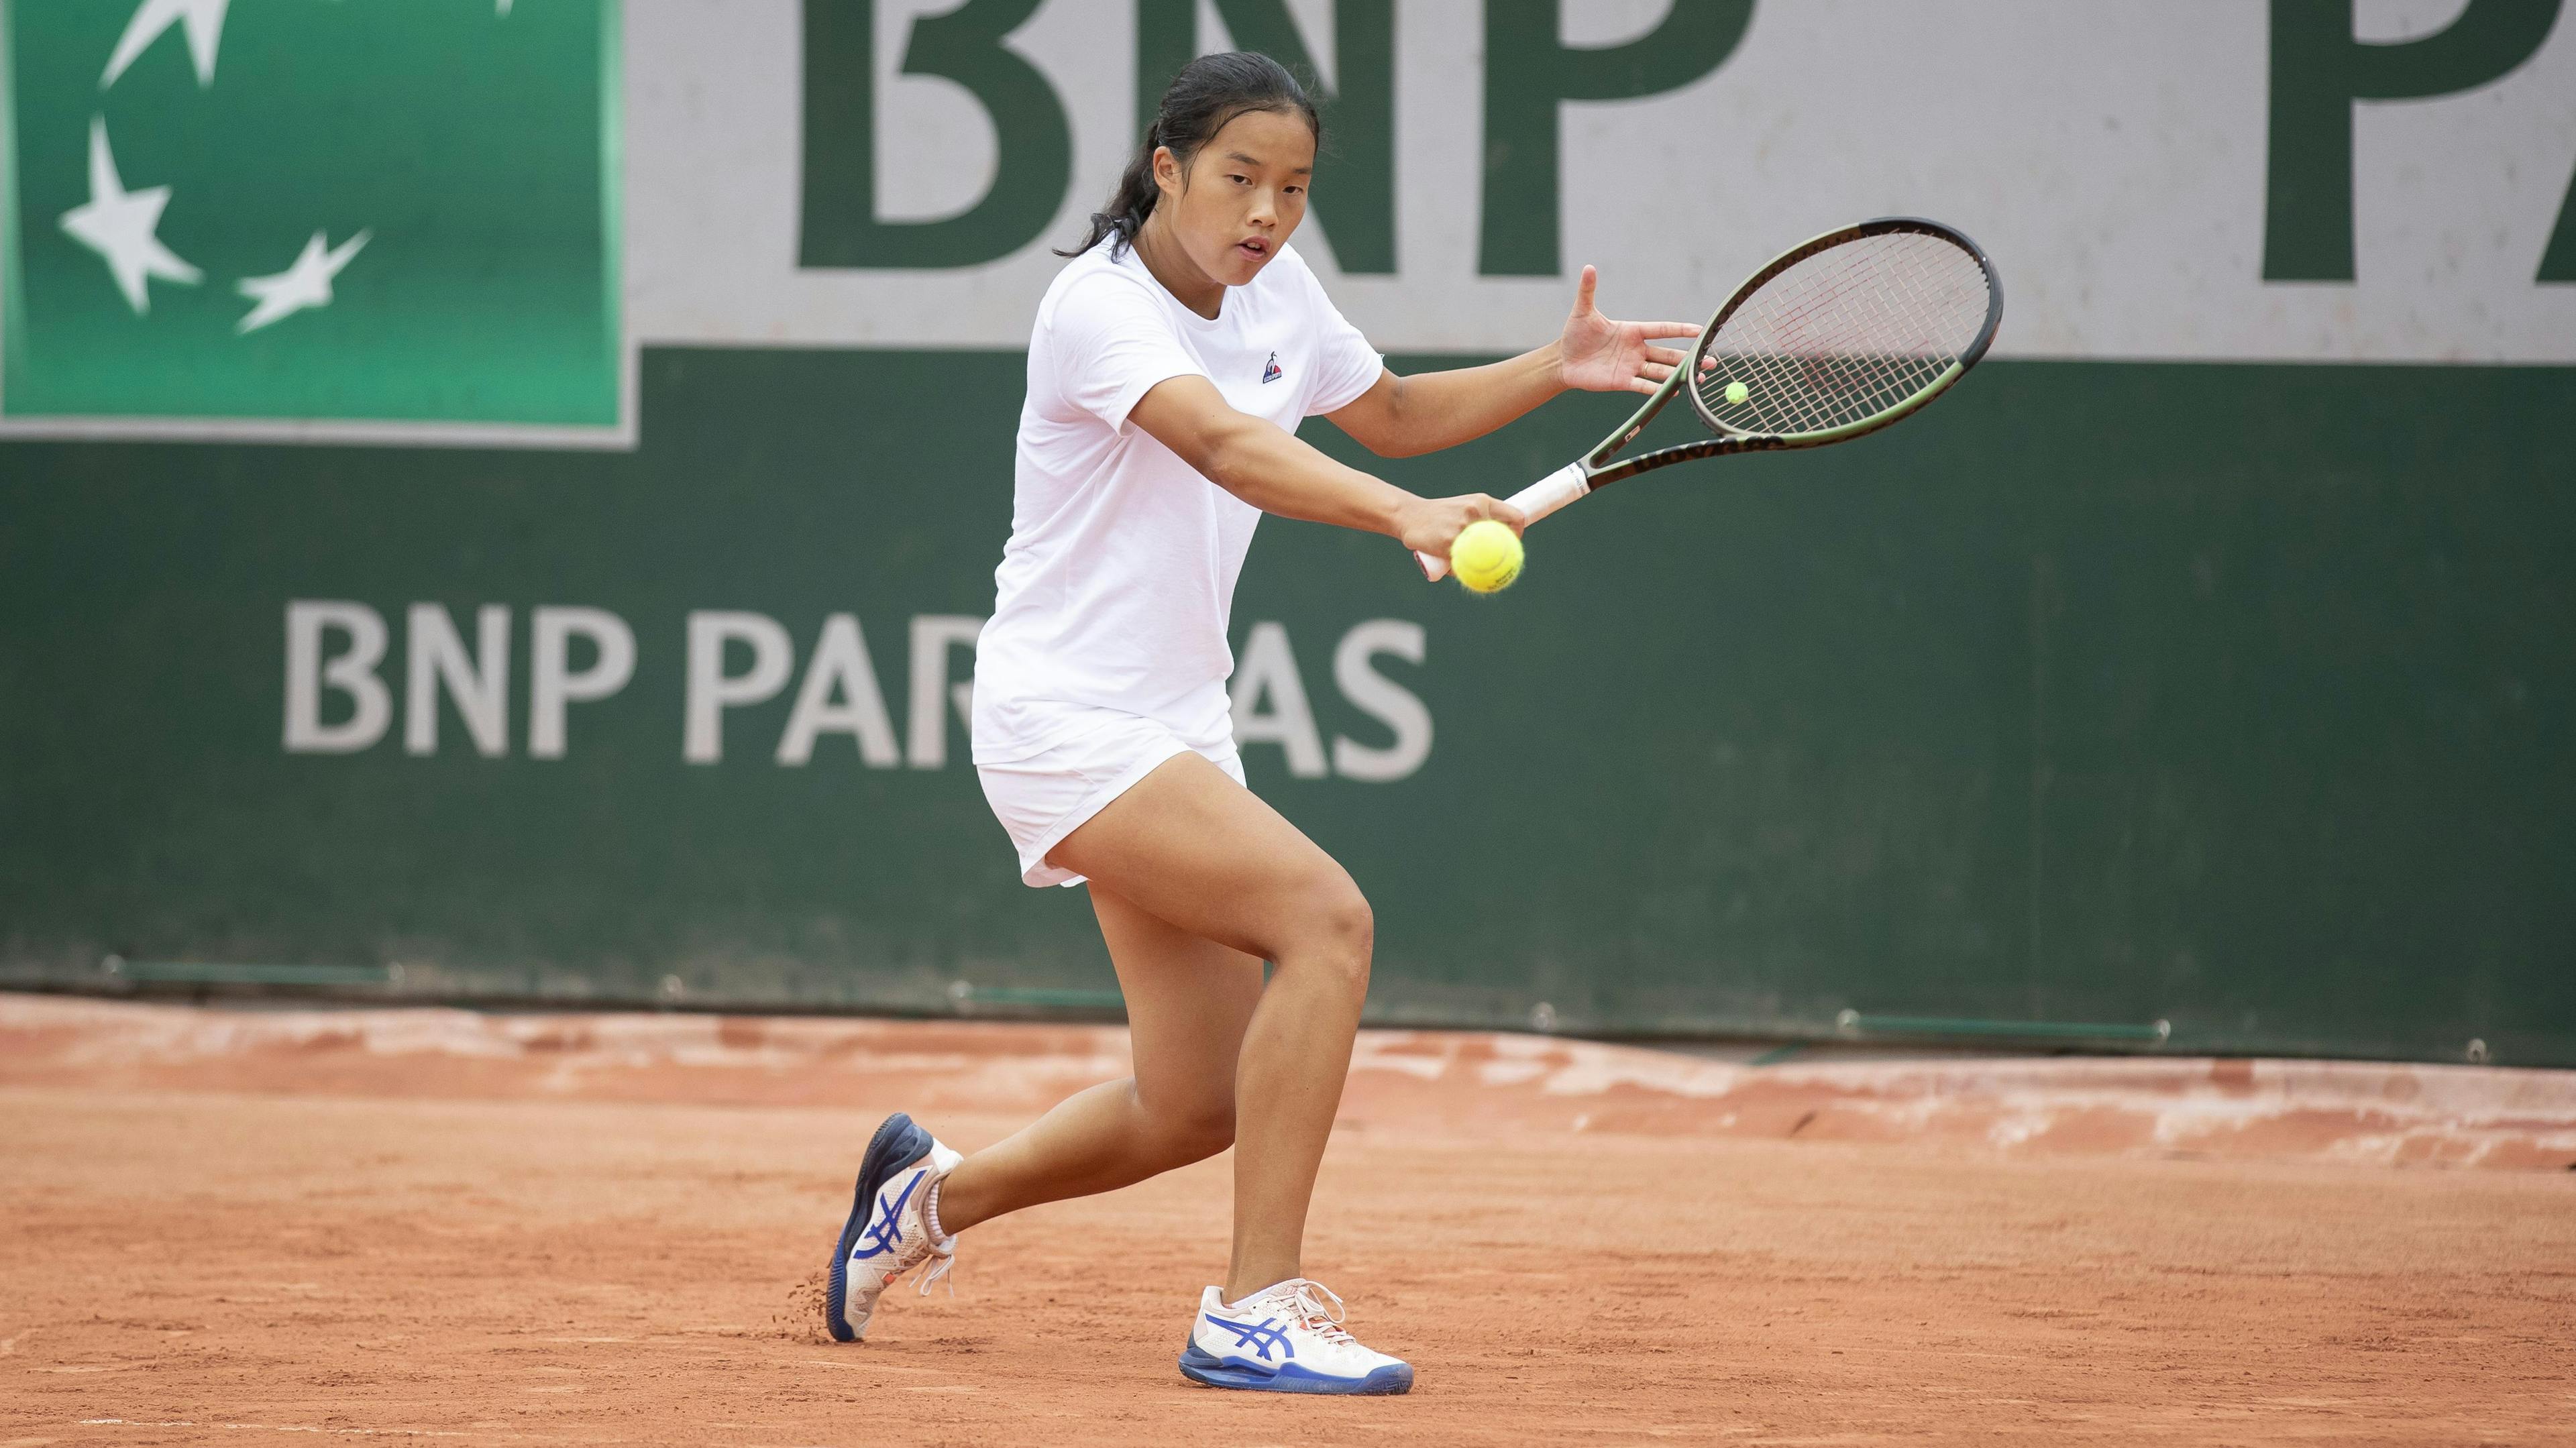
3,349,2572,1066
1,0,620,437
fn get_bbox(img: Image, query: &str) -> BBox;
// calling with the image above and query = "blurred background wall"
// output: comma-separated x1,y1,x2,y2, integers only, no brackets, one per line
4,0,2572,1064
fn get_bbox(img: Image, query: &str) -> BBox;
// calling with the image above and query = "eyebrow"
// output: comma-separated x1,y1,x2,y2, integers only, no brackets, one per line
1222,150,1313,174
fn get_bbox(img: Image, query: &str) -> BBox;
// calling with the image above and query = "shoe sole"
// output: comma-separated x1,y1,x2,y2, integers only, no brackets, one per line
822,1111,934,1343
1177,1343,1414,1395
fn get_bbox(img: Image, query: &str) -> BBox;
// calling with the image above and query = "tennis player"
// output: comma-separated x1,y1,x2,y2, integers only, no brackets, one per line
824,52,1697,1394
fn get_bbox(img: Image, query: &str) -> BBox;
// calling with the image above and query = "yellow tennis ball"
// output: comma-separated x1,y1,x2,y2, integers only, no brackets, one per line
1724,380,1750,406
1449,519,1523,593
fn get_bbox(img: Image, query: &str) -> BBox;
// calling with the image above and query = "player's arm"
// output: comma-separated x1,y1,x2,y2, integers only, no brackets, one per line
1325,266,1701,458
1128,375,1521,555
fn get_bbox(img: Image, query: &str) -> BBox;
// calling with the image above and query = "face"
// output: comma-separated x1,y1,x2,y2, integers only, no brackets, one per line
1151,107,1315,286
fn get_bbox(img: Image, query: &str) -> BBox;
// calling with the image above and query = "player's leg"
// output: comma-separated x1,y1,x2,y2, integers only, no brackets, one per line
931,884,1265,1230
1040,750,1373,1304
821,894,1259,1342
826,749,1403,1384
1028,752,1407,1392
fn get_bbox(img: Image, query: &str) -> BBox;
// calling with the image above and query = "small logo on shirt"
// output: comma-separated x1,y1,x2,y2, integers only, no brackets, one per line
1261,351,1283,384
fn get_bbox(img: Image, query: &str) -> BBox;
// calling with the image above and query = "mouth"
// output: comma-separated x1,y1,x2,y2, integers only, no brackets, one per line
1234,236,1271,262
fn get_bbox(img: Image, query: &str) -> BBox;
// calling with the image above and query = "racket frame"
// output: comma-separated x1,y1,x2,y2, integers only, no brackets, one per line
1589,215,2004,487
1417,217,2003,579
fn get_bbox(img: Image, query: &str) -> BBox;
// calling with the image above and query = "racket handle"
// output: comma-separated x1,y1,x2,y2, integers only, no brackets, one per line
1414,464,1591,581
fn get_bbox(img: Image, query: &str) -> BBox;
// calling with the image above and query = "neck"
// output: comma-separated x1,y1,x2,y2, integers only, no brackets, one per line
1130,213,1223,319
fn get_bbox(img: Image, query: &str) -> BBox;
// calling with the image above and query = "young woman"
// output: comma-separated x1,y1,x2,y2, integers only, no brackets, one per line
824,52,1696,1395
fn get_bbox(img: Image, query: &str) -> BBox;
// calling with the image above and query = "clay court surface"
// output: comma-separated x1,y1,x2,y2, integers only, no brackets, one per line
4,996,2574,1445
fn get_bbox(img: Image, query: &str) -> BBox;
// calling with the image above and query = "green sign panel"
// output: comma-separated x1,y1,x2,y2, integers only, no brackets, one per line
3,348,2572,1066
1,0,621,434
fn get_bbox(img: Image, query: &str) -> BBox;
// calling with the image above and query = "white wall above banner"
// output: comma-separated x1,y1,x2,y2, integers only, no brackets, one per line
626,0,2576,364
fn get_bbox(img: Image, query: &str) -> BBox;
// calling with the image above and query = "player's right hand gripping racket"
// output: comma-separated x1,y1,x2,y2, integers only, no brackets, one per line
1416,217,2003,579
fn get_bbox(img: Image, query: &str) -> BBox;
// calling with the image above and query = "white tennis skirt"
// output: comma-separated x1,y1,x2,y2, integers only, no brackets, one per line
974,703,1245,888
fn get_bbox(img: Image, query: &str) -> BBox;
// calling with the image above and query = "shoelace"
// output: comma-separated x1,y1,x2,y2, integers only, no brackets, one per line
914,1233,959,1298
1283,1280,1354,1345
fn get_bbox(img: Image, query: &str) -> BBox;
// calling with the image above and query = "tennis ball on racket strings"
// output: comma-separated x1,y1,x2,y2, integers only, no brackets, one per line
1723,380,1750,406
1449,519,1523,594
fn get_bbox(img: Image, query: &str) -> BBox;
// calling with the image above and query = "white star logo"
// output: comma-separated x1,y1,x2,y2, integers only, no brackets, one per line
102,0,231,89
58,118,203,315
235,230,371,334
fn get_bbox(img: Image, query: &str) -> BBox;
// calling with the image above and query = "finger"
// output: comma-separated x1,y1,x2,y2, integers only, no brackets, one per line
1629,377,1659,394
1573,264,1598,315
1464,494,1529,534
1699,353,1721,372
1640,361,1674,383
1643,321,1701,338
1643,345,1686,367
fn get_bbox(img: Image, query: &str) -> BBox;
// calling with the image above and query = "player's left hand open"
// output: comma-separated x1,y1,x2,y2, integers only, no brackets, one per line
1556,265,1701,396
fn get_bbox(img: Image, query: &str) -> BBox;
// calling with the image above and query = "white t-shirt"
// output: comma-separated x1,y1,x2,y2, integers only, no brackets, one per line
972,239,1385,763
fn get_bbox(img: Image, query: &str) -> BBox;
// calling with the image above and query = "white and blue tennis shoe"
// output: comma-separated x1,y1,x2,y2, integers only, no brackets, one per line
823,1112,962,1342
1178,1278,1413,1394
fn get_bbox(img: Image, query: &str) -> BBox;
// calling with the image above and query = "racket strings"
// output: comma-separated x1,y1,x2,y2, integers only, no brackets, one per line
1714,258,1968,431
1718,256,1960,431
1696,231,1988,437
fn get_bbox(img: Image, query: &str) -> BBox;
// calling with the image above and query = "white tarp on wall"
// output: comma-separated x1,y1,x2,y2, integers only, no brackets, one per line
627,0,2576,362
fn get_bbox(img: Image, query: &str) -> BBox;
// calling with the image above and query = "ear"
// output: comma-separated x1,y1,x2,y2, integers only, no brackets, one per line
1151,144,1183,197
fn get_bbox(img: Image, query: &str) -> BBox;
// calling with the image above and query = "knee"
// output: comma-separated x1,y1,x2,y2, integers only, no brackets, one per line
1327,889,1374,970
1144,1094,1236,1167
1290,879,1373,996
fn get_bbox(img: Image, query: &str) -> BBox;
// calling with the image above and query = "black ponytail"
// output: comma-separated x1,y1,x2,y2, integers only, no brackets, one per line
1060,51,1322,258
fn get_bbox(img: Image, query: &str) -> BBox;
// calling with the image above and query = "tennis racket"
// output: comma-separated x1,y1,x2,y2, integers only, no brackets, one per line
1417,217,2003,580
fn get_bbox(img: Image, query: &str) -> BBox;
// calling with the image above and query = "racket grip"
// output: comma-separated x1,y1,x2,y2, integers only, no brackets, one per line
1414,464,1591,581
